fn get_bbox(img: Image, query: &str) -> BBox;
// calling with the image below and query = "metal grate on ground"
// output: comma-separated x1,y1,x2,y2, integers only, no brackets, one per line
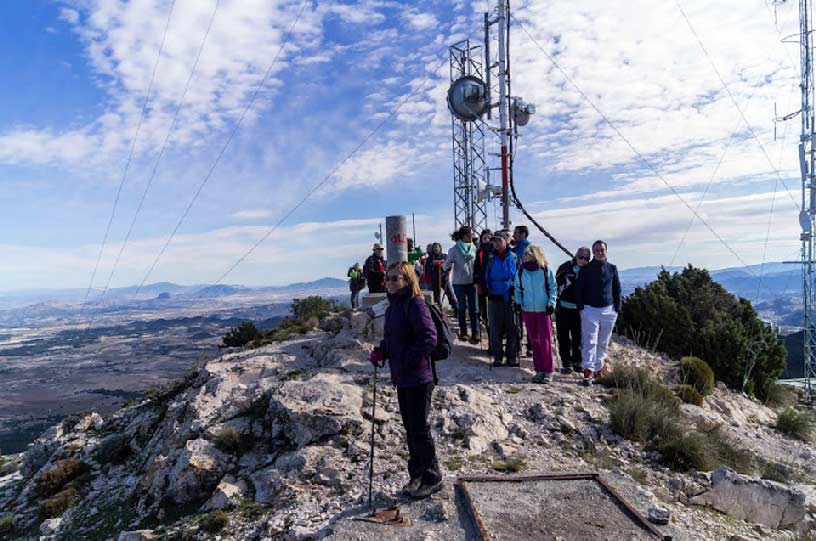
457,472,672,541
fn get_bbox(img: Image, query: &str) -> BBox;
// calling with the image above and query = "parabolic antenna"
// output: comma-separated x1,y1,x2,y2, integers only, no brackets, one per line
448,75,488,122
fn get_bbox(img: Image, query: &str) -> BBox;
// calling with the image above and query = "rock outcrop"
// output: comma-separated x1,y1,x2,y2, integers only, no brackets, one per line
0,309,813,541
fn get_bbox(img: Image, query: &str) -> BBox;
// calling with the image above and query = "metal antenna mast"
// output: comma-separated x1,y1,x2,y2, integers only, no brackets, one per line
798,0,816,403
447,0,533,233
448,41,489,233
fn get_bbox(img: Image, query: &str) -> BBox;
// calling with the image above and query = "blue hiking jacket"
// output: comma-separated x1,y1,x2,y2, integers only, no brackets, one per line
514,265,557,312
484,250,519,300
512,237,531,261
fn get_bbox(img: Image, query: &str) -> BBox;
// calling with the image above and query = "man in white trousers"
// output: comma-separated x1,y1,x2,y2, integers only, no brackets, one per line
574,240,621,386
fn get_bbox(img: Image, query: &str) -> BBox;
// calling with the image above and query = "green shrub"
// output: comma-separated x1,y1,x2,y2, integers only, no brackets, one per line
213,426,253,455
675,384,704,406
760,460,795,484
775,408,815,442
0,514,14,534
595,365,652,390
220,321,262,348
657,431,708,472
607,374,682,444
618,266,787,401
697,424,753,473
493,457,526,473
680,357,715,396
199,511,229,533
291,296,338,323
39,486,79,519
35,459,86,497
764,383,798,409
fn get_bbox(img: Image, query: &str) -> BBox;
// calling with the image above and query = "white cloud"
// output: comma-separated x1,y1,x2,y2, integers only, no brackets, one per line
403,10,438,31
231,209,273,220
58,7,79,24
0,0,323,166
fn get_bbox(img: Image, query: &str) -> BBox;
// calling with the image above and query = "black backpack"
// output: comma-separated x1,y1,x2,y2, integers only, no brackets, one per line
402,297,453,384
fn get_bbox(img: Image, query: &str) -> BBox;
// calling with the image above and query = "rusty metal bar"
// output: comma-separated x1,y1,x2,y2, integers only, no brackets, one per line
456,479,490,540
595,475,672,541
457,472,672,541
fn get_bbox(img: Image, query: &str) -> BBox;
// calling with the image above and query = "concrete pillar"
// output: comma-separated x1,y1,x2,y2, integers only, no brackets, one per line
385,215,408,264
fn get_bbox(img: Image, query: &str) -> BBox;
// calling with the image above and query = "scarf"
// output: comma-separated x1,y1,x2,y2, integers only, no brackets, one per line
456,240,476,262
522,260,540,271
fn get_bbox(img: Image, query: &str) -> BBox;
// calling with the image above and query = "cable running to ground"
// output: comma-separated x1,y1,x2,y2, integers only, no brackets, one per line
512,14,756,276
673,0,799,212
80,0,177,311
212,34,470,285
90,0,222,312
134,0,311,292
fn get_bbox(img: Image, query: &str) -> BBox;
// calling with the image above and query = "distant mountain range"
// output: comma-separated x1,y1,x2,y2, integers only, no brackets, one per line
0,277,349,311
618,262,800,304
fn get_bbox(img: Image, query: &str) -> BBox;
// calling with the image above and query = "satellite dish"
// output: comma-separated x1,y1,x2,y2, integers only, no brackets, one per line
477,180,488,203
511,97,536,127
448,75,488,122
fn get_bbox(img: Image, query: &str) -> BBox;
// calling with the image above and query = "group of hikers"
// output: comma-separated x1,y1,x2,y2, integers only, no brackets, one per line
349,224,622,501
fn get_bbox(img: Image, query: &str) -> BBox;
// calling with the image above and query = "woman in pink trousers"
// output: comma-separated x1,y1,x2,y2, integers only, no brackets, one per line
513,245,557,383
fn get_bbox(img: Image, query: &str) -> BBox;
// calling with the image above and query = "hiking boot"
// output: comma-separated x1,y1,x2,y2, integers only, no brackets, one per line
468,335,480,345
411,480,444,500
492,360,504,367
595,367,606,378
542,373,553,384
400,477,422,495
532,372,545,384
506,360,520,367
582,368,594,386
458,332,468,341
560,366,573,375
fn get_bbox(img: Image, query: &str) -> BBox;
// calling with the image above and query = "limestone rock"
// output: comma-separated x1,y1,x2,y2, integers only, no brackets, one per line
266,374,364,447
251,467,287,505
350,310,371,334
117,531,157,541
40,517,61,535
319,315,348,333
201,475,249,511
690,467,808,530
648,505,671,525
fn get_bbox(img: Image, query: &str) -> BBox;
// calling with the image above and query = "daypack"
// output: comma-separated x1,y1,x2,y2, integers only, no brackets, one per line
402,297,453,384
517,264,551,304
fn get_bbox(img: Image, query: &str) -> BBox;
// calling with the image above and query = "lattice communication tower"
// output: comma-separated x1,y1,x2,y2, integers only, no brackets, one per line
449,40,490,234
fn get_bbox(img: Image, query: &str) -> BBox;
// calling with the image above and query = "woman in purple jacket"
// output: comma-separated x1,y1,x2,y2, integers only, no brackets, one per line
370,261,442,499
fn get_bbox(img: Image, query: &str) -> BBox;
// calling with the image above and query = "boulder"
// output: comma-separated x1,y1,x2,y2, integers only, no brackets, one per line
40,517,61,535
319,315,348,333
690,468,809,530
250,467,287,505
201,475,249,511
266,374,364,447
349,310,371,334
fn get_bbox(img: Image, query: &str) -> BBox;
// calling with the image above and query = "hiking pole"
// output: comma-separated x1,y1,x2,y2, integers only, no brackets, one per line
367,362,378,512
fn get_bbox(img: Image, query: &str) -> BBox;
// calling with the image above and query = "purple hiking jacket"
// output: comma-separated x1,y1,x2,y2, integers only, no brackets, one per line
379,288,437,387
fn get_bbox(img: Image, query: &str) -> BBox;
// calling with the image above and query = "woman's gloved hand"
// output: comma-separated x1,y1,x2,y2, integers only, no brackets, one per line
545,305,555,316
369,348,384,367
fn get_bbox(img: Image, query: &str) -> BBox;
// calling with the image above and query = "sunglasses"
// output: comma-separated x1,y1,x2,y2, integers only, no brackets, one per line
577,255,589,261
385,275,403,283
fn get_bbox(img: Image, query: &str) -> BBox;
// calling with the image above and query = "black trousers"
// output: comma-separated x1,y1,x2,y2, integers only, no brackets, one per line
488,298,518,364
556,307,582,369
397,383,441,484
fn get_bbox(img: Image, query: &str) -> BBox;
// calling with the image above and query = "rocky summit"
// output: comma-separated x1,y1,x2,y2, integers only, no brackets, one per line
0,308,814,540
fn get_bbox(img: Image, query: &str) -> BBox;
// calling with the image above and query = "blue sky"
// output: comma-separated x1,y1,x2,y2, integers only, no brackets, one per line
0,0,805,291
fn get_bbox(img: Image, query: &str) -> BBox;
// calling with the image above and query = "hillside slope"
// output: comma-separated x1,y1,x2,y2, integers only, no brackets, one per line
0,309,814,540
